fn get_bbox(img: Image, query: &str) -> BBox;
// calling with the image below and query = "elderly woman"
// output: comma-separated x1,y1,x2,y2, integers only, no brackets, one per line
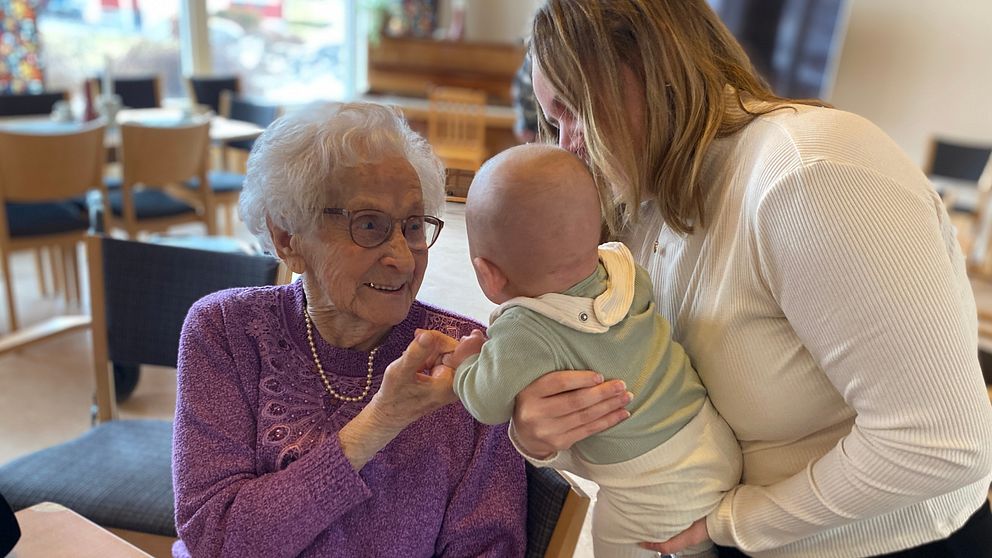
171,102,527,557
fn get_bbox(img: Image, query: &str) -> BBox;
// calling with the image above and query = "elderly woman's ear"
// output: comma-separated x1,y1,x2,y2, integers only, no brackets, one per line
266,215,308,275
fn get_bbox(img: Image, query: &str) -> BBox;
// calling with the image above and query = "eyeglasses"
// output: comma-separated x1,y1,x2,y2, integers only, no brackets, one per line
323,208,444,250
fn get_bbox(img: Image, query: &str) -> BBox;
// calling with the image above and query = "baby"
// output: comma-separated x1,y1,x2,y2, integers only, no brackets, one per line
447,144,742,558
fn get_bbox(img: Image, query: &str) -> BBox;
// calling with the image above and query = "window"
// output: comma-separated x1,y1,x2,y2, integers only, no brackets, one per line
38,2,183,99
207,0,357,103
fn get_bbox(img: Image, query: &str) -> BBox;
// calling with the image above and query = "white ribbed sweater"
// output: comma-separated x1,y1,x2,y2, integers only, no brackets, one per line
624,105,992,557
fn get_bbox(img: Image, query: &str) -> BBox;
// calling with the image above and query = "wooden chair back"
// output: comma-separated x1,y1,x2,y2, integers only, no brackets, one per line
0,122,106,204
427,86,488,172
114,120,213,238
0,122,106,332
120,121,210,186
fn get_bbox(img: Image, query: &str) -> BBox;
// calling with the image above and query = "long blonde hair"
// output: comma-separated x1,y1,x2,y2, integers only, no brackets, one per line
531,0,827,235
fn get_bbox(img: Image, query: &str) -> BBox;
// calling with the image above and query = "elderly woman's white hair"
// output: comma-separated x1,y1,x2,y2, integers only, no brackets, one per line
240,101,446,253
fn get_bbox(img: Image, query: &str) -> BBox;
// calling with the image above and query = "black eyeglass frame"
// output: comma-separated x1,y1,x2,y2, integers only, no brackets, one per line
322,207,444,250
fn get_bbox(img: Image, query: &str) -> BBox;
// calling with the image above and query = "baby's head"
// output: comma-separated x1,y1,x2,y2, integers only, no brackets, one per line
466,144,602,305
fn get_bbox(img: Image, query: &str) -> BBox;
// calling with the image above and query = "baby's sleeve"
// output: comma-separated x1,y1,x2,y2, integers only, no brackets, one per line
453,313,560,425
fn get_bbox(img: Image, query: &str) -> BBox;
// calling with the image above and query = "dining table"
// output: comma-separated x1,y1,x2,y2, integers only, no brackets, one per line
0,108,264,145
8,502,154,557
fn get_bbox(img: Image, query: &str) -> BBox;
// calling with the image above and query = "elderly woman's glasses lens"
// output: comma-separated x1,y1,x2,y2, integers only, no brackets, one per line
323,208,444,250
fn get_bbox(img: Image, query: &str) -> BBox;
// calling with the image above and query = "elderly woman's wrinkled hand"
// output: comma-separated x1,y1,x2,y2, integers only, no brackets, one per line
366,330,461,430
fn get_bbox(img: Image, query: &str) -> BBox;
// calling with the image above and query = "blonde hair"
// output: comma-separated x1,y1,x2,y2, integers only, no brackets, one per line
240,101,445,252
531,0,827,235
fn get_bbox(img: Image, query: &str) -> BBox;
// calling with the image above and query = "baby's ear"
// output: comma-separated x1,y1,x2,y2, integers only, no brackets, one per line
472,257,508,303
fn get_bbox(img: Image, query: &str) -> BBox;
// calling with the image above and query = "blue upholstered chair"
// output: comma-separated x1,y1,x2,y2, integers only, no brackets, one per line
0,91,68,117
184,90,279,235
0,235,285,550
925,138,992,273
99,120,215,239
219,89,280,154
926,138,992,214
0,121,107,332
186,75,240,114
87,75,162,109
525,464,591,558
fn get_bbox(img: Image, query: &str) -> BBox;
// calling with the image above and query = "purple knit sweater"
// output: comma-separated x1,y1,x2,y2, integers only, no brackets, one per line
172,281,527,558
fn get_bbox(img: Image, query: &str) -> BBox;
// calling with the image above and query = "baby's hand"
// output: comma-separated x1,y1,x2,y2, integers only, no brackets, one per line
441,329,487,370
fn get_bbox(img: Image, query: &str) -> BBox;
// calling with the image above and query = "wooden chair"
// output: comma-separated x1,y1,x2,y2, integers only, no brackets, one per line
445,168,475,203
525,464,591,558
182,90,281,236
87,75,162,109
104,120,216,239
0,90,75,299
0,121,107,334
218,89,280,159
428,86,488,181
0,235,286,555
925,138,992,273
185,75,241,114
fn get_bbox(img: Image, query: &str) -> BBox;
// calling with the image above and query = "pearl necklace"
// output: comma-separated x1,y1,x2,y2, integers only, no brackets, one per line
304,307,378,402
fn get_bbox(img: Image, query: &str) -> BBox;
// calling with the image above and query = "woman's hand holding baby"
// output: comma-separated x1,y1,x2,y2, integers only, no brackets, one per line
511,372,632,460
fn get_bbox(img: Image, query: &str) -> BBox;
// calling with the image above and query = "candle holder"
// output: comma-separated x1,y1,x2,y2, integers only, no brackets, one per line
96,94,123,130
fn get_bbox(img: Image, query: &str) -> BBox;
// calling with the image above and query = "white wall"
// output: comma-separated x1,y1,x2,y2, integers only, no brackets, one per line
826,0,992,165
461,0,541,44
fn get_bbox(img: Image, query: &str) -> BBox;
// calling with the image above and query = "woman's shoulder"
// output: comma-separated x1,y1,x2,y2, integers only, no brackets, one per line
413,300,486,338
745,105,911,173
722,105,927,202
188,283,298,326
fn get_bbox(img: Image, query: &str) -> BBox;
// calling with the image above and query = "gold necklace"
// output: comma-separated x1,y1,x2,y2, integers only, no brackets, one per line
304,307,377,402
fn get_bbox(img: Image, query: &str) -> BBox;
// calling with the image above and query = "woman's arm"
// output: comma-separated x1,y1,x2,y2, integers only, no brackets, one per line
340,331,460,470
510,372,632,459
435,420,528,557
707,161,992,552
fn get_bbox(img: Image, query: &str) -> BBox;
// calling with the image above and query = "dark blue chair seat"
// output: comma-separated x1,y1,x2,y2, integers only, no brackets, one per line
227,138,256,152
0,419,176,537
106,189,196,219
5,201,89,237
185,170,244,194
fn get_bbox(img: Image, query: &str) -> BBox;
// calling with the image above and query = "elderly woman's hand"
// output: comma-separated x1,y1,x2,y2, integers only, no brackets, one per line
338,330,461,470
511,371,632,459
368,330,461,427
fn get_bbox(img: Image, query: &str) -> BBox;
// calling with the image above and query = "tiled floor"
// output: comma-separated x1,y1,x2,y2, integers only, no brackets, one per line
2,203,991,557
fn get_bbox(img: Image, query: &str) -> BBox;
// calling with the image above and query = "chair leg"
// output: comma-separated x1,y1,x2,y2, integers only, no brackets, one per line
67,242,81,307
61,245,74,306
50,245,65,298
34,248,49,297
224,203,235,237
1,252,19,331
